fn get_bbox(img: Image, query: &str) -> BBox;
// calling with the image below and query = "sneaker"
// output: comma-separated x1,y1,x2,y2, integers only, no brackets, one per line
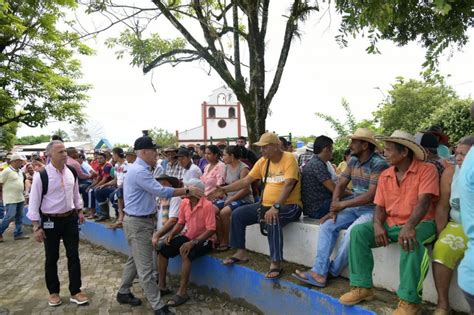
155,305,174,315
48,293,62,307
339,287,375,305
14,235,29,240
116,292,142,306
393,300,422,315
70,292,89,305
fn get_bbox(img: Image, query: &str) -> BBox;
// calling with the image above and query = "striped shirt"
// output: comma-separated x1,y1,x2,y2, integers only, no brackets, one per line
341,153,388,199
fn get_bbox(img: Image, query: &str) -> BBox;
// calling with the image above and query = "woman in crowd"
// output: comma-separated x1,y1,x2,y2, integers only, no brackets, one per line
214,146,254,251
201,145,225,196
432,136,474,315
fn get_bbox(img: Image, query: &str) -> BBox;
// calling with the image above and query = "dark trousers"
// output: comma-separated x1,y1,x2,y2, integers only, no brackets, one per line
230,203,302,261
42,214,82,295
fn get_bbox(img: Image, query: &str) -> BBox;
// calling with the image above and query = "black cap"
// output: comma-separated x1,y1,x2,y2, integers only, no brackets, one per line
420,133,439,149
134,136,157,150
176,148,191,157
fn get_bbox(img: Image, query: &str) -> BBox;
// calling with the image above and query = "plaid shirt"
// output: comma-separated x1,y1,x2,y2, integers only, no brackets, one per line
165,160,184,180
341,153,388,201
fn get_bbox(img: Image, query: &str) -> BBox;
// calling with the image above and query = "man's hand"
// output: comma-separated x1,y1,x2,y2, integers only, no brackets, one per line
165,234,174,245
34,228,46,243
320,211,337,224
264,207,279,225
398,223,418,252
207,186,226,201
330,200,345,213
78,212,85,224
374,222,389,247
180,241,195,257
189,186,204,198
152,232,159,248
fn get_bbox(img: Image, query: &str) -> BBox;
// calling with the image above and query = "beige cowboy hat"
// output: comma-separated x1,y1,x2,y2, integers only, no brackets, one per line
348,128,382,152
376,130,427,161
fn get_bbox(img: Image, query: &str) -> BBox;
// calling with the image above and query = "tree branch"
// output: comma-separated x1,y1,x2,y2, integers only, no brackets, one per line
143,49,201,73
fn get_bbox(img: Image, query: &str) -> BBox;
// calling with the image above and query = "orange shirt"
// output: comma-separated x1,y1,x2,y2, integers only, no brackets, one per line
374,159,439,227
178,197,216,240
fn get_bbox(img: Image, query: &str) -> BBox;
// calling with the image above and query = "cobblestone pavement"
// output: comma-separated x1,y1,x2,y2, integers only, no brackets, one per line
0,226,258,315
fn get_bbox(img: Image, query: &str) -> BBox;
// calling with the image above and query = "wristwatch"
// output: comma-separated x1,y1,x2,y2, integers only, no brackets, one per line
185,186,190,195
273,203,282,211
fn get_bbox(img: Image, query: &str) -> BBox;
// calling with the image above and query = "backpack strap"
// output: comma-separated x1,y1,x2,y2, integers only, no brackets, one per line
66,164,78,183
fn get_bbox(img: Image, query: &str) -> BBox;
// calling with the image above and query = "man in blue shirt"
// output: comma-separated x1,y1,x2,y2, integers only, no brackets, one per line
459,102,474,314
116,136,201,315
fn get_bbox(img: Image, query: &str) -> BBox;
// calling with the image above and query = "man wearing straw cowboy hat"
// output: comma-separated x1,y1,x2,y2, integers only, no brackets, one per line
293,128,388,287
340,130,439,315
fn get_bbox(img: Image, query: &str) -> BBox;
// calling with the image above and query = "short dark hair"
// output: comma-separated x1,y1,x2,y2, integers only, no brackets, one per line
238,136,246,142
313,136,333,154
199,145,206,151
367,142,376,152
392,142,414,159
51,135,63,142
225,145,243,159
343,148,351,157
279,137,289,148
112,147,125,158
97,152,107,158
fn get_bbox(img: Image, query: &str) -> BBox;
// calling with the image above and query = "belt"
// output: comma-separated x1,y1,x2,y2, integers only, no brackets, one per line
42,210,77,218
125,212,155,219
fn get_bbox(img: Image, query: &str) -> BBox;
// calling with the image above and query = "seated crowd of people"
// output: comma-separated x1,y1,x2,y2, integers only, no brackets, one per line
1,122,474,315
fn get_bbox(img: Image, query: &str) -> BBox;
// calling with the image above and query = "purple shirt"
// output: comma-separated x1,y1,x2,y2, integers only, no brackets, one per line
27,163,83,221
198,158,209,173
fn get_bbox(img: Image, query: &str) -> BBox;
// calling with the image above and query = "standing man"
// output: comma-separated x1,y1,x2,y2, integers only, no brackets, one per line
27,140,89,307
339,131,438,315
0,154,28,242
236,136,258,166
116,136,201,315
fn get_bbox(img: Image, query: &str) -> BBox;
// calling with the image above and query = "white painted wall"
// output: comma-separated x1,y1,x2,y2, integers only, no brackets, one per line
178,126,204,141
245,218,469,312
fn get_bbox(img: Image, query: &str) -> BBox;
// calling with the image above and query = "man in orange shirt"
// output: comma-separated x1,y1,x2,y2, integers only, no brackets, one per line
339,131,439,315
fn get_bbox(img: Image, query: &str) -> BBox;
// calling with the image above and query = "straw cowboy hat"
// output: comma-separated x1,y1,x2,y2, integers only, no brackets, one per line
348,128,382,152
377,130,427,161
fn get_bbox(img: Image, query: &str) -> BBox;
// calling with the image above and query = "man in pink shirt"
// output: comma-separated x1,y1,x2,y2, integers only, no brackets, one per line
27,140,89,307
158,178,216,307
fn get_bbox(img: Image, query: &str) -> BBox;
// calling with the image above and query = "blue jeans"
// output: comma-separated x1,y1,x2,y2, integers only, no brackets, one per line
95,187,117,216
305,198,332,219
0,202,25,237
311,205,373,277
0,201,4,220
230,202,302,262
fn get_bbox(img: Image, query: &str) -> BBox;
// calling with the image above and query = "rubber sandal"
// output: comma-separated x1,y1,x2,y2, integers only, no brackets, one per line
216,245,231,252
160,288,173,296
167,294,189,307
265,268,283,280
291,272,325,287
222,256,249,265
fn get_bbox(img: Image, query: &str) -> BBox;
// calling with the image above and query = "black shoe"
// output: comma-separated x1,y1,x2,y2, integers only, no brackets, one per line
116,292,142,306
155,305,174,315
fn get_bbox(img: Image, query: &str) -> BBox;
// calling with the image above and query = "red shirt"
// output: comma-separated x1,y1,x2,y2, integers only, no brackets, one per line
178,197,216,240
374,159,439,227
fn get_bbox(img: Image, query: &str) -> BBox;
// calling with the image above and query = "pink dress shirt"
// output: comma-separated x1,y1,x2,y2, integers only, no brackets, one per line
27,163,83,221
201,161,225,196
67,156,90,180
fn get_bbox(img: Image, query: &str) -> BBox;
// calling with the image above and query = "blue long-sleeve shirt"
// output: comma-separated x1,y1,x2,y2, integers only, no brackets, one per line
124,158,174,216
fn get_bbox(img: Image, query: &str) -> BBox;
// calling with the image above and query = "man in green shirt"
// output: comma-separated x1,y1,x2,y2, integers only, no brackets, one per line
0,154,28,242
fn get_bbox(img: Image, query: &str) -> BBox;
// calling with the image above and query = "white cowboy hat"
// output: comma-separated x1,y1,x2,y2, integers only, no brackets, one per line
348,128,382,152
377,130,427,161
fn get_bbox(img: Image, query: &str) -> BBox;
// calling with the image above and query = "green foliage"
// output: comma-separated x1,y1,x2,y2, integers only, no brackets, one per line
335,0,473,70
113,143,130,148
15,134,50,145
148,128,178,147
0,0,92,128
374,77,458,135
0,122,18,150
422,99,474,145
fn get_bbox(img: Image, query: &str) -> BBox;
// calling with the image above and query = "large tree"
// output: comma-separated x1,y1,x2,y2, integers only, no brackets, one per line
0,0,92,128
81,0,472,142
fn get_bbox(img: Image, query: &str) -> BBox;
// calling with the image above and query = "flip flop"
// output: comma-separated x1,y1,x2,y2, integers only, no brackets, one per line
167,294,189,307
160,288,173,296
265,268,283,280
216,245,231,252
222,256,249,265
291,272,325,287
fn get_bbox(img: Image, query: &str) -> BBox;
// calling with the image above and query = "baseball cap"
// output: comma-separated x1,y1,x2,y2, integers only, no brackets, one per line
10,153,26,161
253,132,280,147
134,136,157,150
176,148,191,157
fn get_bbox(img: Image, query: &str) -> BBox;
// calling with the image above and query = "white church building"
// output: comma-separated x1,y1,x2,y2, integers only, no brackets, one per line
176,86,248,146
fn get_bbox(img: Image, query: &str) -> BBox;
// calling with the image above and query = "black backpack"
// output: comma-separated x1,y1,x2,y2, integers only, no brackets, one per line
39,165,78,197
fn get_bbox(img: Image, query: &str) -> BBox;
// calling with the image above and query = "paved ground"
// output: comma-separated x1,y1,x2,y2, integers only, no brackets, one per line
0,225,258,315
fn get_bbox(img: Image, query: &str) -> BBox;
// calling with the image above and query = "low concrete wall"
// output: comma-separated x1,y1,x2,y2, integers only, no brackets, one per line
79,221,375,315
245,217,469,313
